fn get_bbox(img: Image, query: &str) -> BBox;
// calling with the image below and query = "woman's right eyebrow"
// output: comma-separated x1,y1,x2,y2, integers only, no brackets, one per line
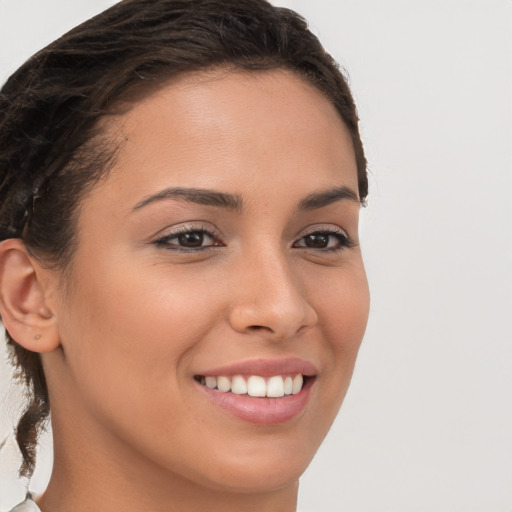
131,187,244,212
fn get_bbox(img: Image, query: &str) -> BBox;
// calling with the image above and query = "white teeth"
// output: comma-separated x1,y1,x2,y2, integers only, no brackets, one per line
217,376,231,392
247,376,267,397
205,376,217,389
267,376,285,397
292,374,303,395
231,375,248,395
200,374,305,397
284,376,293,395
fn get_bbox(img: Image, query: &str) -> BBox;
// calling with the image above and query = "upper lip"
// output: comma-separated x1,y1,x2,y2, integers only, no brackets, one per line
196,357,317,378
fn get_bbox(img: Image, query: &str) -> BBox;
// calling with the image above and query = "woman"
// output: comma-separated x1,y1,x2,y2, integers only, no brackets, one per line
0,0,369,510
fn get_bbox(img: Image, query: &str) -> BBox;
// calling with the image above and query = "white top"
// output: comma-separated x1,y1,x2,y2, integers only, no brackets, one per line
9,497,41,512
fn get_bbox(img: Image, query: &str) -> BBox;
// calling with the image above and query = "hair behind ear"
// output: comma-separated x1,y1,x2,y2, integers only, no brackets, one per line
7,338,50,477
0,238,57,477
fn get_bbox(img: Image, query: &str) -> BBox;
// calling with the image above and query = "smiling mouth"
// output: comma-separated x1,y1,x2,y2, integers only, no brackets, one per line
194,374,308,398
193,359,317,424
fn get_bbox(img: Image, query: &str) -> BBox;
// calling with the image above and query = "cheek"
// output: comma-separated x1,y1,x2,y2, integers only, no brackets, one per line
63,268,216,372
54,259,227,464
58,253,238,405
313,261,370,350
57,260,196,395
309,262,370,401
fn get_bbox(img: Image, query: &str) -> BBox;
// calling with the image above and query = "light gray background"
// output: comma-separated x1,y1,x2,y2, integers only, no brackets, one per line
0,1,511,511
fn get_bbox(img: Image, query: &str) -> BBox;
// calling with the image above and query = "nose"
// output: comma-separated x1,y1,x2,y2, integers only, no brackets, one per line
227,253,318,341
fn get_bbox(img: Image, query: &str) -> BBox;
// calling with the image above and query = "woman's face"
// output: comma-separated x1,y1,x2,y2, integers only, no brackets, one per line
47,70,369,493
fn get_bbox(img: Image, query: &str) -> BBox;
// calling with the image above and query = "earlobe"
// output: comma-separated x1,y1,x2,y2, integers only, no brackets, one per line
0,239,60,353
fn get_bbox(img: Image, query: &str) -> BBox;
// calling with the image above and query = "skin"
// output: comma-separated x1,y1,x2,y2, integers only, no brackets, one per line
1,69,369,511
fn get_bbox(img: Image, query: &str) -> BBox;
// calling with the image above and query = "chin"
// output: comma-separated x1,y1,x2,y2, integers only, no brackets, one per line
186,435,319,494
200,458,307,495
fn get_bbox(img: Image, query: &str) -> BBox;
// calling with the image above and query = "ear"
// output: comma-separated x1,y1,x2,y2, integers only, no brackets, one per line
0,239,60,353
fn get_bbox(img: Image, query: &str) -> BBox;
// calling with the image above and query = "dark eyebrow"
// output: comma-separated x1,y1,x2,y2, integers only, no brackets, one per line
132,187,244,212
299,186,360,211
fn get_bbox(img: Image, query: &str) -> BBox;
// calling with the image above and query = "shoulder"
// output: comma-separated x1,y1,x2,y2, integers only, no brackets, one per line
9,497,41,512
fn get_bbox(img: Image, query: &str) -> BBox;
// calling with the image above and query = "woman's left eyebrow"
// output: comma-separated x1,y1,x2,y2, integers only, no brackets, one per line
298,186,360,210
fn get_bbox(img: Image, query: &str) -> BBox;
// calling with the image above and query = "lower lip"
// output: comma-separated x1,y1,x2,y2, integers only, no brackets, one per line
195,378,314,425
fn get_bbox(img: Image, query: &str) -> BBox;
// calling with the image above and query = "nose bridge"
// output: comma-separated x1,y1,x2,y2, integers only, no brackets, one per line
228,244,317,339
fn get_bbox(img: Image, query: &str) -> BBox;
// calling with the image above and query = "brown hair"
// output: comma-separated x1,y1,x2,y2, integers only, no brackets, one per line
0,0,367,477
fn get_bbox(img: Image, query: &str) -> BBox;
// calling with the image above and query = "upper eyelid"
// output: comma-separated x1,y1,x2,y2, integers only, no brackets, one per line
297,224,349,238
154,222,222,239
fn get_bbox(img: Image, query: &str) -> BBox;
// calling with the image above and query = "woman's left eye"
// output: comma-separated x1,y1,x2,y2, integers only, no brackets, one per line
293,230,352,252
154,228,222,250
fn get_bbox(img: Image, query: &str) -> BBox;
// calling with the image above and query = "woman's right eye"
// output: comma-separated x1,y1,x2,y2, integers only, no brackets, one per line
154,227,223,251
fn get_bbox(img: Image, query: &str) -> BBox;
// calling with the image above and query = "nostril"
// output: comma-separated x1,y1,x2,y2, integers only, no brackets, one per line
248,325,273,333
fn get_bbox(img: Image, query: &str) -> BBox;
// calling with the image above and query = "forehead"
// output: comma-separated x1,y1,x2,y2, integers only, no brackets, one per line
97,69,358,205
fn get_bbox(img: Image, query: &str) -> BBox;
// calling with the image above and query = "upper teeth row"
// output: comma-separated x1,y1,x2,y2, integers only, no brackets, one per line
200,374,304,398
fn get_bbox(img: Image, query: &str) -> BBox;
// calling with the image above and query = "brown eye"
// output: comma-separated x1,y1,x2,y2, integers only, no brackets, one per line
178,231,204,247
303,233,329,248
155,227,222,251
293,229,351,252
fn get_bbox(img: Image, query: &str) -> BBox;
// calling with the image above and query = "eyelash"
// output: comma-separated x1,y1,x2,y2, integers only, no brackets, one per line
154,224,353,253
154,225,223,252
